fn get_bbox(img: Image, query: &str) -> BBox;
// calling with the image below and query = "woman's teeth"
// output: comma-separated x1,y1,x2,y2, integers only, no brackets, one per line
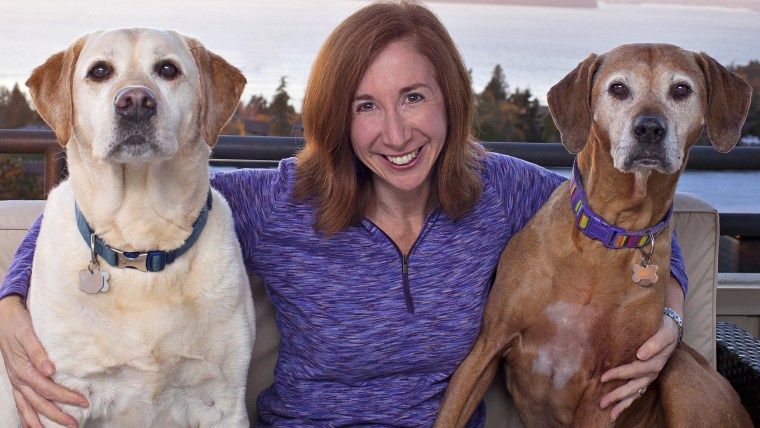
386,148,420,166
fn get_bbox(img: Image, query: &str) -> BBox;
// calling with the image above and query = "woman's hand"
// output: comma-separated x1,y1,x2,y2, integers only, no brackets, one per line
0,295,87,427
599,276,684,422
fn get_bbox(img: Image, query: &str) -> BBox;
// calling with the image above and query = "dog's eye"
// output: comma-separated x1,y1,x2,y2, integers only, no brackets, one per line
608,82,629,100
672,83,691,100
87,63,111,81
156,62,180,80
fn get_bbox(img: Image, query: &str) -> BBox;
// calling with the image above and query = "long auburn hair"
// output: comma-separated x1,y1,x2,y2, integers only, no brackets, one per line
294,0,484,236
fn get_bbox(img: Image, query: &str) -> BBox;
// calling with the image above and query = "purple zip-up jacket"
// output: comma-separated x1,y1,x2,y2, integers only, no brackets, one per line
1,152,687,426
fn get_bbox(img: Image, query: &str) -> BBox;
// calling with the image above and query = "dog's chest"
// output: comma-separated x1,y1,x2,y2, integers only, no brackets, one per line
28,183,211,370
528,301,600,388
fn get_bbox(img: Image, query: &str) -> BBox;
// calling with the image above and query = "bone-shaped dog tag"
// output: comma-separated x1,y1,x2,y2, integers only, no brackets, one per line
79,268,110,294
631,263,659,287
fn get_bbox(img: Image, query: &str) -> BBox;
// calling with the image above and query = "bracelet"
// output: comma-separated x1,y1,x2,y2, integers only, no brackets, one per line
664,306,683,346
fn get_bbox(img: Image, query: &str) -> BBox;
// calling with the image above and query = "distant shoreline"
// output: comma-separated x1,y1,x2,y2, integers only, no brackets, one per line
425,0,598,8
424,0,760,11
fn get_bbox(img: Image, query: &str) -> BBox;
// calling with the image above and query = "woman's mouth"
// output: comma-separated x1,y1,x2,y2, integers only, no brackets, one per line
384,147,421,166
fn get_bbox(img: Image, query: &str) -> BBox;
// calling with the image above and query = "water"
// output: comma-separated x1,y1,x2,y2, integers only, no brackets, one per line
1,0,759,105
550,168,760,213
1,0,758,211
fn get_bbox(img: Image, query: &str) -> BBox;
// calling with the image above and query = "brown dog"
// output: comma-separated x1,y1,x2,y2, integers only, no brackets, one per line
435,44,752,427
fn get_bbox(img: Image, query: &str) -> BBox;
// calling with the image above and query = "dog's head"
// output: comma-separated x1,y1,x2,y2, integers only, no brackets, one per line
26,28,245,164
548,43,751,174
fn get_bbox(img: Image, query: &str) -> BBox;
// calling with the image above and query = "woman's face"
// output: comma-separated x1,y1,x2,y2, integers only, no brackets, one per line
350,40,447,197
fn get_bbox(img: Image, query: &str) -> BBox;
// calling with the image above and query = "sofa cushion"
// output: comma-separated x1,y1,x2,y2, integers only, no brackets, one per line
0,200,45,277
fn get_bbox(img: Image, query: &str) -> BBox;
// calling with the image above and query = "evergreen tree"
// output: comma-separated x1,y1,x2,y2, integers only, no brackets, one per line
731,60,760,139
509,87,540,142
0,86,11,128
6,84,38,128
268,77,297,136
482,64,507,102
474,65,543,142
245,94,269,118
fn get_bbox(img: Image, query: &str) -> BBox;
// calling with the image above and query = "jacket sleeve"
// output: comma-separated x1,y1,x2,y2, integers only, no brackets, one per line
0,214,41,301
670,230,689,296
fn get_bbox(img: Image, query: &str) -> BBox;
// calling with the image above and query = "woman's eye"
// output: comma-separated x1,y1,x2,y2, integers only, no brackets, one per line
156,61,180,80
672,83,691,100
608,82,629,99
87,63,111,81
356,102,374,112
406,93,424,103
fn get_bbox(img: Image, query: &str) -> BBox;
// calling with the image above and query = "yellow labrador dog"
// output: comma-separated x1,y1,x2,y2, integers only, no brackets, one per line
0,29,254,426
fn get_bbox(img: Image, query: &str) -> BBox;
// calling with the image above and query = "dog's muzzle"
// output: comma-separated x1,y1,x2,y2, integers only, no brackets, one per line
625,114,672,170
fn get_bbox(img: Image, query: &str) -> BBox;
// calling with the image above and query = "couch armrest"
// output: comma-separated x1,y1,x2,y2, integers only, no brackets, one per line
672,192,720,368
0,200,46,280
716,321,760,426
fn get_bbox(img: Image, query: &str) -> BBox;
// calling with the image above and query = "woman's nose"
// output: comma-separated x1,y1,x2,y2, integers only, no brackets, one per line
382,109,410,148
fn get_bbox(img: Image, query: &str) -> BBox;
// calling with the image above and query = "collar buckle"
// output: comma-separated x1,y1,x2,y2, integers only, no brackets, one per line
115,250,150,272
114,250,171,272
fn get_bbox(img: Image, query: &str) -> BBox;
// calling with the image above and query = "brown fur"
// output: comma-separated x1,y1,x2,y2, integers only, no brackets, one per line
435,44,752,427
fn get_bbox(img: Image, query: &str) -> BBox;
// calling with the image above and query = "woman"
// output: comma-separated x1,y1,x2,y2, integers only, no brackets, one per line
0,1,686,426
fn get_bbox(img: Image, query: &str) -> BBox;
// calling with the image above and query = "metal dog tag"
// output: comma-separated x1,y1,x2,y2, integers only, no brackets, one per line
79,268,110,294
631,263,659,287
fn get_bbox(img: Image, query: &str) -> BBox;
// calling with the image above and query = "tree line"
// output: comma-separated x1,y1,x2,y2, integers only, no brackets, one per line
3,62,760,200
2,61,760,141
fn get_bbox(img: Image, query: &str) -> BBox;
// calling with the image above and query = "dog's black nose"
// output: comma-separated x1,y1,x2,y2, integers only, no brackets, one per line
633,115,666,144
114,87,157,122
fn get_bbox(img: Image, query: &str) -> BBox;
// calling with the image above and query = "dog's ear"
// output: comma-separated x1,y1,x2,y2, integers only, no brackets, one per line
185,38,246,147
696,52,752,153
25,36,87,147
547,53,599,153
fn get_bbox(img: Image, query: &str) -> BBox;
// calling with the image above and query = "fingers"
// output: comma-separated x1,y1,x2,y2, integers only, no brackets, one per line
16,359,88,406
24,335,55,377
18,382,79,428
636,315,678,361
0,298,86,426
605,382,648,421
13,388,44,428
599,315,681,421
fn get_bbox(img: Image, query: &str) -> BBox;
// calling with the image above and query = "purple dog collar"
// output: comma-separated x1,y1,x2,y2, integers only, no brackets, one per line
570,159,672,249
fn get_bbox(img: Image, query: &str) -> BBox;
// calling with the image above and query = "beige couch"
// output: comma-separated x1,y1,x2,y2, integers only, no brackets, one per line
0,193,721,426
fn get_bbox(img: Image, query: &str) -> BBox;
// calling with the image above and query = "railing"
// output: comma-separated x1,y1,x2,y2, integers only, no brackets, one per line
3,129,758,238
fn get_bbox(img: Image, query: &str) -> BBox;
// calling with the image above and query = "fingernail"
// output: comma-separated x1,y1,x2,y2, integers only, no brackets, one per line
637,349,649,360
41,361,55,376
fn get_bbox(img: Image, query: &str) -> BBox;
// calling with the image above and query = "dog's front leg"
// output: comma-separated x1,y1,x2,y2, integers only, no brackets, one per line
434,334,503,428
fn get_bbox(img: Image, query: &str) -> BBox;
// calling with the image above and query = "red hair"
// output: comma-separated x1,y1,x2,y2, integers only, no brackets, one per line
295,0,483,236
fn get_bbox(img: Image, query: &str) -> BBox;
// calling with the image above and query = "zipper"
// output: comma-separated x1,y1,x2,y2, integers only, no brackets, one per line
363,211,440,315
401,254,414,314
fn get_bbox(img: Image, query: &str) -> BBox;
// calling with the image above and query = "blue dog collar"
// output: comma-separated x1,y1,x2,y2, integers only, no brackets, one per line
75,191,212,272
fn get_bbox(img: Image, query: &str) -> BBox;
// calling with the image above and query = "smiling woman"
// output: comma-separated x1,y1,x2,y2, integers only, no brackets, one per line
295,1,482,238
